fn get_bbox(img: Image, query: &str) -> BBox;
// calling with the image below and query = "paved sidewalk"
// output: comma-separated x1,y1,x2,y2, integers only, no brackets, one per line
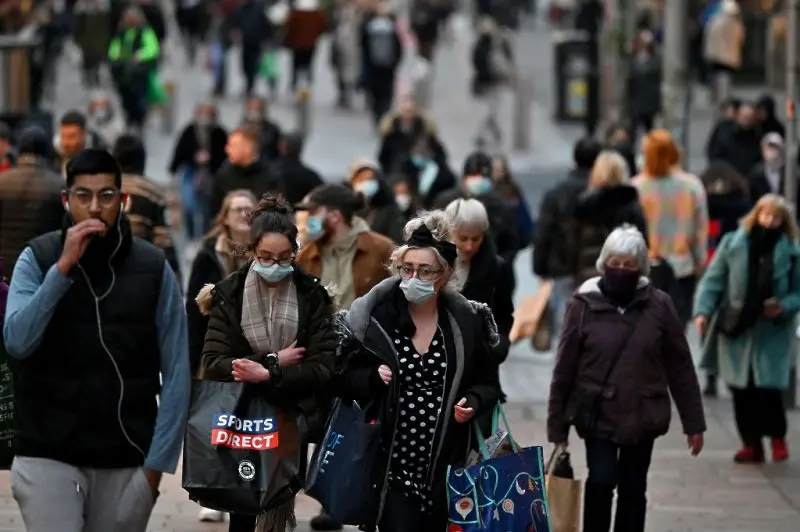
0,399,796,531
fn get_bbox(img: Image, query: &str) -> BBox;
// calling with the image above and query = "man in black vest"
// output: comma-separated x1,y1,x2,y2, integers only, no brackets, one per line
2,148,189,531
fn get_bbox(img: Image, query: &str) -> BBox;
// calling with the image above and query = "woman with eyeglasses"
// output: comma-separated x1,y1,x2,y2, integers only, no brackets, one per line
186,189,257,524
333,210,502,531
198,193,338,532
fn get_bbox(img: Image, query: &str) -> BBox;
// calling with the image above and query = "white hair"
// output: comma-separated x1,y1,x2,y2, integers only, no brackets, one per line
595,224,650,275
444,198,489,232
389,211,459,289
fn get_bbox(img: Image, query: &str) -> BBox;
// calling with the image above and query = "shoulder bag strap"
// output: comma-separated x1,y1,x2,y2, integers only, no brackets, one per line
789,255,797,292
598,316,641,388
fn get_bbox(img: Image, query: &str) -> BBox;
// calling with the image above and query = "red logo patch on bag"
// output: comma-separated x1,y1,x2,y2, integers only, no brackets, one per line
211,414,280,450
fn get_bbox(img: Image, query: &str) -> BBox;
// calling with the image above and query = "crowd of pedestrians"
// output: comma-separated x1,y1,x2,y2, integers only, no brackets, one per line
0,1,796,532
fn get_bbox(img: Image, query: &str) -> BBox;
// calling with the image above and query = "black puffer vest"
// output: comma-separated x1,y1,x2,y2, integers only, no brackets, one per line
16,222,165,468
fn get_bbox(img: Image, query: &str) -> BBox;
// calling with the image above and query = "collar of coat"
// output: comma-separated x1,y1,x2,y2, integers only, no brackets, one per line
195,262,331,316
341,277,499,347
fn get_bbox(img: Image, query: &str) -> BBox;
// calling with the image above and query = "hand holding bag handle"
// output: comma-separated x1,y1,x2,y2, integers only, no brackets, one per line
472,402,522,460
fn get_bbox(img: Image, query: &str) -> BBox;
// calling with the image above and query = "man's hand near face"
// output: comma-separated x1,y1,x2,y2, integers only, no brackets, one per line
56,219,106,275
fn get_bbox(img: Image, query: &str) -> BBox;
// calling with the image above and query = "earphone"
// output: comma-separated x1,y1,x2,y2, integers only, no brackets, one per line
64,203,69,213
74,210,146,460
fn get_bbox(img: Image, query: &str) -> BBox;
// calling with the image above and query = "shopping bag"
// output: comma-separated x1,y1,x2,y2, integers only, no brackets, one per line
509,281,553,347
544,445,581,532
260,49,280,81
147,70,168,105
447,404,552,531
305,398,382,525
182,380,304,515
0,266,13,470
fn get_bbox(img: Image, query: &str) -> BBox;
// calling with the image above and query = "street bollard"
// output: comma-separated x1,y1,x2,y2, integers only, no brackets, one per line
296,88,311,137
161,81,176,135
512,76,533,151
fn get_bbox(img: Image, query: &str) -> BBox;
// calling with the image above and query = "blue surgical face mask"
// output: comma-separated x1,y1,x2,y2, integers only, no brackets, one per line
400,277,436,304
354,178,379,199
253,262,294,283
306,215,325,240
465,176,493,196
411,155,429,168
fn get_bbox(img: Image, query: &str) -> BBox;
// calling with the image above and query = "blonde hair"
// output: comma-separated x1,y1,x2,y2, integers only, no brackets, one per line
589,150,630,189
740,193,800,242
389,210,459,289
207,189,258,238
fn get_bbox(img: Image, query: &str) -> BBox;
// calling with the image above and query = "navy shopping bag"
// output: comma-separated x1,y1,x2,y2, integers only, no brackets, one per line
446,404,552,532
305,398,382,526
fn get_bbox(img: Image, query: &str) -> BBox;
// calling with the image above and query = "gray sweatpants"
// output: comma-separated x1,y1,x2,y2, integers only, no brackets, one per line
11,456,156,532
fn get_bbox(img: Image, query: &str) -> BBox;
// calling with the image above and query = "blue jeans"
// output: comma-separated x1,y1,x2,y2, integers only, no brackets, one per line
583,438,655,532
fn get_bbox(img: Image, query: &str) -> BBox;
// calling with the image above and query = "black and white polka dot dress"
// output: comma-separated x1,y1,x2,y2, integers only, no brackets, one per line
387,326,448,510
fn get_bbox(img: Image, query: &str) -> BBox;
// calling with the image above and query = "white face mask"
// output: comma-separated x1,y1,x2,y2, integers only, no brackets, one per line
395,194,411,211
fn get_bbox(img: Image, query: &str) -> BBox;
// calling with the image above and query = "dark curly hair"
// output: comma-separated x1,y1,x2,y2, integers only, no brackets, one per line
247,193,299,253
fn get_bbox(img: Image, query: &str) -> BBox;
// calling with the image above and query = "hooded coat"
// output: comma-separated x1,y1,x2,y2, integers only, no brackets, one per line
198,263,338,439
331,278,502,528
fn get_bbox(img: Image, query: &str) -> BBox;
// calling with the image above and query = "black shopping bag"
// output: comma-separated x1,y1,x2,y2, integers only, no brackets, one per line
305,399,382,525
182,380,303,514
0,336,14,470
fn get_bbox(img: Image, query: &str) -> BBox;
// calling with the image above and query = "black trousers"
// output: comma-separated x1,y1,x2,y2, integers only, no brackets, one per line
378,489,447,532
242,43,261,95
583,438,655,532
291,47,316,91
731,373,787,447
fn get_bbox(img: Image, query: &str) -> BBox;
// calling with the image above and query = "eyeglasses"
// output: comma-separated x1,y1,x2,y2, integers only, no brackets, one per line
255,255,295,267
398,264,443,281
68,188,120,208
230,206,251,215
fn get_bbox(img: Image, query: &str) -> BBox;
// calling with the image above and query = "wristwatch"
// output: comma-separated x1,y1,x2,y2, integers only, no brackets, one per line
264,353,283,382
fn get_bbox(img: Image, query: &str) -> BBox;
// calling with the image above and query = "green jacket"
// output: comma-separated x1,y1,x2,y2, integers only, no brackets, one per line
693,228,800,390
108,26,160,63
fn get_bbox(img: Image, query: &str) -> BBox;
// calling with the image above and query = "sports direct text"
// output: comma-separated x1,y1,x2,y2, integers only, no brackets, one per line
211,414,280,450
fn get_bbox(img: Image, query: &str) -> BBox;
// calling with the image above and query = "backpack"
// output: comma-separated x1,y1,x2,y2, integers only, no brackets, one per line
367,16,398,68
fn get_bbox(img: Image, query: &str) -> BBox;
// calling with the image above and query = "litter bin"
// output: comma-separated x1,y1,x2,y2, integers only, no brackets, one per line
0,33,41,114
553,30,593,123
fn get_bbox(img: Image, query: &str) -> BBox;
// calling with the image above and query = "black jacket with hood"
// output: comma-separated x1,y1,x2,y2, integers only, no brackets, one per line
572,184,648,283
332,278,502,528
199,263,338,439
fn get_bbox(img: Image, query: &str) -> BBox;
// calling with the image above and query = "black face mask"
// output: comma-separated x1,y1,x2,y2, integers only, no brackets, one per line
601,267,641,303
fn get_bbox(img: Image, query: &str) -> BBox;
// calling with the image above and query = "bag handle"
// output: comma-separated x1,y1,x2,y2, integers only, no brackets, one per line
545,443,567,475
472,402,522,460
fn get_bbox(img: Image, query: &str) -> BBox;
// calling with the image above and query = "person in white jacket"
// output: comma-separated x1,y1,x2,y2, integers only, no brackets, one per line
703,0,745,112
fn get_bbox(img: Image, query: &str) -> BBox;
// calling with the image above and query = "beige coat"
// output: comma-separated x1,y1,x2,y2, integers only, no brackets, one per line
704,11,745,69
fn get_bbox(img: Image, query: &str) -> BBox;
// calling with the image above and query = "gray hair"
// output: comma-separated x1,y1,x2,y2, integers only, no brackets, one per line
444,198,489,232
595,224,650,275
389,210,459,289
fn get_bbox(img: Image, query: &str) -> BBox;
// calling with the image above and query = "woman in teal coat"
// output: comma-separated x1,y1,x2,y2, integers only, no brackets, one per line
694,194,800,464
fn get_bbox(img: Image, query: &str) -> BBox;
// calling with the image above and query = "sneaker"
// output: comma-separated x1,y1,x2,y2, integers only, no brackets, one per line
771,438,789,462
198,508,226,522
310,512,343,531
734,446,765,464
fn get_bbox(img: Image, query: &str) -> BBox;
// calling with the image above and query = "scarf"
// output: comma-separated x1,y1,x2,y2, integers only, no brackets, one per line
239,262,300,532
240,262,300,355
